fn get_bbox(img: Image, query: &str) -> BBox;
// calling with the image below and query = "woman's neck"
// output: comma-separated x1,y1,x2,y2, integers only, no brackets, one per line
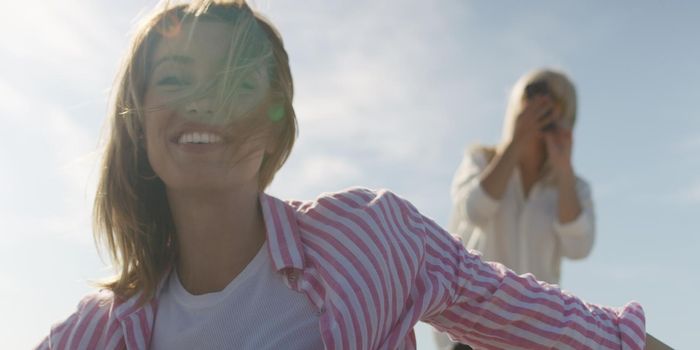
166,187,266,295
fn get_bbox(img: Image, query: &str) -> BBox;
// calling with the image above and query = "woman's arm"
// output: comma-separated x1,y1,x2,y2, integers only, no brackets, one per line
478,142,519,200
397,196,645,349
555,164,582,223
451,95,558,231
552,175,596,259
481,95,557,200
450,148,501,230
546,128,596,259
545,128,581,223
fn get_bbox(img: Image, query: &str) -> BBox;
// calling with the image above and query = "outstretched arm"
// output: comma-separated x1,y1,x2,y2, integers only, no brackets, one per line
401,199,646,349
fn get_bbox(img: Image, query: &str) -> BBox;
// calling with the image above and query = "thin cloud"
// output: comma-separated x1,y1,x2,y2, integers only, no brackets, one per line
261,0,510,225
671,135,700,203
0,1,107,61
268,0,491,171
675,133,700,153
299,155,362,188
270,154,363,200
0,80,98,243
686,181,700,203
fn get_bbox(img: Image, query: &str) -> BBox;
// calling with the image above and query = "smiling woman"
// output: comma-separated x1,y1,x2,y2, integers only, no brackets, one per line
35,1,650,349
143,20,272,194
90,1,297,305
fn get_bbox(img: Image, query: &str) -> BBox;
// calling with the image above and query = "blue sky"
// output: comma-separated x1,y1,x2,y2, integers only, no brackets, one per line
1,0,698,348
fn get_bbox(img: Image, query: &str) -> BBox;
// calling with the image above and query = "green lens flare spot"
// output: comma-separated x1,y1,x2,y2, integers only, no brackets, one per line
268,105,284,122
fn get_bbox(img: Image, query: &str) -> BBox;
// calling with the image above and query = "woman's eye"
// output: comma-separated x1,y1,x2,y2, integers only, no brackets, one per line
241,81,255,90
157,76,187,86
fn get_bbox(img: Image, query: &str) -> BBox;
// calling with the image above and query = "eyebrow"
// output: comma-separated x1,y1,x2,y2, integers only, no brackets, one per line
152,55,194,72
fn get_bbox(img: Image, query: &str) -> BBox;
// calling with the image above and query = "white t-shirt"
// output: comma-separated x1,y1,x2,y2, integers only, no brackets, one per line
151,242,323,350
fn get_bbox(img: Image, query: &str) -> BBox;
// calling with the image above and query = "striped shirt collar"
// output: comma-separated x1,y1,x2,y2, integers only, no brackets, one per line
113,192,305,324
259,192,306,271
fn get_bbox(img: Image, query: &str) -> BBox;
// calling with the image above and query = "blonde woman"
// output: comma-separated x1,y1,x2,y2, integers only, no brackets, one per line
449,69,593,285
35,2,649,349
436,69,593,349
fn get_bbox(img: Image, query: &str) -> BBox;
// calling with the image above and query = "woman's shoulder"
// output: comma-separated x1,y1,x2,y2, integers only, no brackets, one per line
457,144,497,169
573,174,593,194
67,289,117,319
293,187,414,215
290,187,429,269
290,187,425,236
469,144,497,162
38,290,122,349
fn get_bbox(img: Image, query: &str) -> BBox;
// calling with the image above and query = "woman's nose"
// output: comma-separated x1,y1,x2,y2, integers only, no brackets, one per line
185,98,214,116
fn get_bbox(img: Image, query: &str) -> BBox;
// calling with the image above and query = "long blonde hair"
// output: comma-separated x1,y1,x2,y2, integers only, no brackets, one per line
94,0,297,302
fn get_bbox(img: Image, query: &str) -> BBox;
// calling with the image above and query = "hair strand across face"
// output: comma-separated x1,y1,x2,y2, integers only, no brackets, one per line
93,1,297,302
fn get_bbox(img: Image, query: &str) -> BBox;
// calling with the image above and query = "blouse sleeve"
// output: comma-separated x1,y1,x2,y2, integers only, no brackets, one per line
35,311,82,349
390,194,645,350
553,177,596,260
450,148,500,230
33,292,115,350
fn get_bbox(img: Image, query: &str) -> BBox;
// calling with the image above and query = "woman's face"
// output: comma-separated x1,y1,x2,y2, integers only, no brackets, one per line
524,81,564,129
517,82,565,157
142,19,271,193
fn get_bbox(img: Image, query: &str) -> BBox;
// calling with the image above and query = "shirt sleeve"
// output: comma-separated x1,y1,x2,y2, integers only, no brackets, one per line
34,301,84,350
33,292,114,350
392,195,646,350
451,148,501,230
553,177,596,260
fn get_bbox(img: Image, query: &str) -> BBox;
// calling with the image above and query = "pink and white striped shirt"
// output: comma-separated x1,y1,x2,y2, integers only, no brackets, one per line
36,188,645,349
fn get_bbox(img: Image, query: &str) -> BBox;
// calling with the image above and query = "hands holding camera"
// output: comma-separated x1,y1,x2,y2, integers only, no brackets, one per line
510,95,558,147
504,93,581,223
481,84,577,212
510,94,573,180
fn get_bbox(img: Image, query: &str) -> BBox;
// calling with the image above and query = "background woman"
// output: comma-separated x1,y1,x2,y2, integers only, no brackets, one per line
448,69,594,285
436,69,595,349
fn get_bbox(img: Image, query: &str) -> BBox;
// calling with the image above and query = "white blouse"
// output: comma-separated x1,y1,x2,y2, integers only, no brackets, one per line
448,148,595,284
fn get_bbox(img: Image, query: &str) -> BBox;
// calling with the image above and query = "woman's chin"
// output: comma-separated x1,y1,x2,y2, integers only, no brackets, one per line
161,174,258,195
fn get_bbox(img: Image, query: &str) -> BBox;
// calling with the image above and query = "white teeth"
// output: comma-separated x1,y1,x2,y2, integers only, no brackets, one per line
178,132,223,144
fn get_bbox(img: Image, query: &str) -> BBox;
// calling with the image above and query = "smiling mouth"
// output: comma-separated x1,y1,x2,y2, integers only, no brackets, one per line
177,131,224,144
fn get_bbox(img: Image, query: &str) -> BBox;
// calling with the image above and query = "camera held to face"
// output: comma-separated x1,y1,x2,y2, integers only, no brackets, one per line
525,80,558,132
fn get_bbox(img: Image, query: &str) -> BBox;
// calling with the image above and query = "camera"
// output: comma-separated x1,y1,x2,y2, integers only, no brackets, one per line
525,81,557,132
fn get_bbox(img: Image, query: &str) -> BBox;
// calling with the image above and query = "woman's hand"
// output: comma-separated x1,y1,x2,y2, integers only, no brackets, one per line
510,95,557,155
544,127,573,177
